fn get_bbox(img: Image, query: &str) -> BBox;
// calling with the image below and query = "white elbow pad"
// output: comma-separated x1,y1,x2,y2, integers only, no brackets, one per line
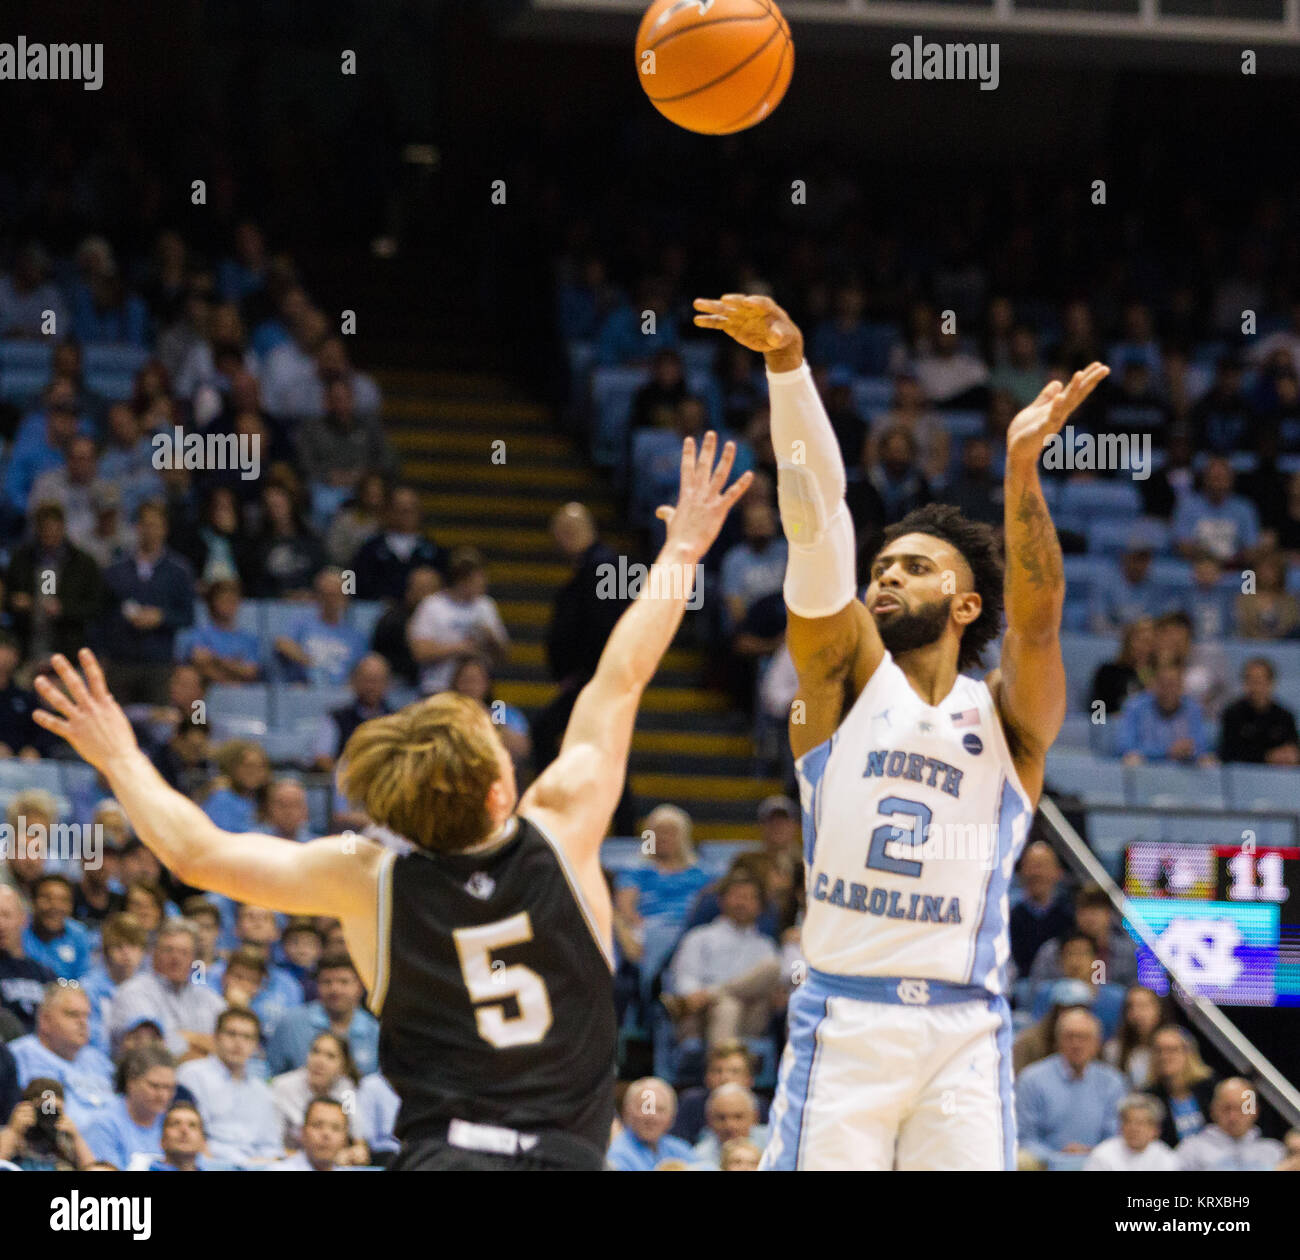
783,502,858,620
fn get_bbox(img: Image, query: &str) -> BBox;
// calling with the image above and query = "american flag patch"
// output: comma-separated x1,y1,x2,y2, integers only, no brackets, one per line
949,708,980,728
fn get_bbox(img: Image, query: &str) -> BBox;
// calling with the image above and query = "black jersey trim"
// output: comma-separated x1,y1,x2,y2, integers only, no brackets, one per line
522,813,616,972
369,847,397,1017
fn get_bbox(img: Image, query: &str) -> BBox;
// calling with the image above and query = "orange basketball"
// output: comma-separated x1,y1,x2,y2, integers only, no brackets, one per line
635,0,793,135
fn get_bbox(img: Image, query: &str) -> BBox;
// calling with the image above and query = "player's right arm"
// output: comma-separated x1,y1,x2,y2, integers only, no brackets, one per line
694,293,884,758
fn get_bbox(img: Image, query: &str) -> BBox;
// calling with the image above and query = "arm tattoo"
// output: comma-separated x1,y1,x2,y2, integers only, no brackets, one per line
1012,485,1062,590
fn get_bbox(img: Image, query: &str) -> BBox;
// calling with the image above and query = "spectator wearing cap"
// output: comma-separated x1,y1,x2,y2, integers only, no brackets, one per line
1219,657,1300,765
82,1046,178,1169
1009,841,1073,979
1145,1024,1217,1148
1083,1094,1178,1171
273,567,367,686
1015,1008,1127,1166
1030,884,1138,990
0,631,52,759
408,547,509,696
1173,456,1260,567
351,486,447,602
266,952,380,1077
175,1007,282,1167
1028,932,1125,1037
0,887,57,1033
9,983,115,1132
663,869,783,1050
101,501,197,705
142,1101,209,1172
1088,548,1167,634
691,1082,769,1169
109,921,226,1060
1176,1078,1287,1171
22,874,94,981
80,912,147,1055
606,1078,696,1171
185,578,262,684
5,501,104,665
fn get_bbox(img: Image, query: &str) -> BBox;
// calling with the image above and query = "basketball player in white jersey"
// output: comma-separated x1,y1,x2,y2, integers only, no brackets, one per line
696,293,1108,1170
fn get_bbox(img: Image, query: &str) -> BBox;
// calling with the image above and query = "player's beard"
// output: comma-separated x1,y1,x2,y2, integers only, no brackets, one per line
874,596,952,658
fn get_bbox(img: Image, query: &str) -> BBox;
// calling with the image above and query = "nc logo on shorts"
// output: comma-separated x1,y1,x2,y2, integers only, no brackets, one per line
896,979,930,1005
962,733,983,755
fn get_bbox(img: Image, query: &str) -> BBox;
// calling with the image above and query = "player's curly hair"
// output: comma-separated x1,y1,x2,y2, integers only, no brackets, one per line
878,503,1004,673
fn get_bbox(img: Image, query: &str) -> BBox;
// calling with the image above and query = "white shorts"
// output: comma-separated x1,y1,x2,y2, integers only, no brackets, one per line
760,970,1015,1171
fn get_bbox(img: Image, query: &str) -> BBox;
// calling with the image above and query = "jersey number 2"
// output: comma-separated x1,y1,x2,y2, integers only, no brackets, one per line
865,796,931,878
452,913,554,1049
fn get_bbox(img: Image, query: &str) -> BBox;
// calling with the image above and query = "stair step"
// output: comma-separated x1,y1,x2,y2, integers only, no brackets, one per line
631,730,753,757
508,641,701,674
385,397,549,425
392,430,579,460
417,493,617,525
435,524,638,558
404,459,597,493
692,822,762,842
376,369,518,397
497,680,730,713
630,751,757,776
630,773,784,802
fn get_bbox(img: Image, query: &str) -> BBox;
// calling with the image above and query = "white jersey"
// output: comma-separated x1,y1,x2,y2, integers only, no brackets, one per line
795,651,1033,995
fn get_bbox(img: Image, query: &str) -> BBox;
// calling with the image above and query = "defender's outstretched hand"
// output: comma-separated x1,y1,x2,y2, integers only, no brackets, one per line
656,431,754,559
32,650,140,773
693,293,803,370
1006,362,1110,470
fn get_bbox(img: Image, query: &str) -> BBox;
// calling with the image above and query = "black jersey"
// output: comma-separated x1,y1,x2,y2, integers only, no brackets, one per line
373,815,615,1166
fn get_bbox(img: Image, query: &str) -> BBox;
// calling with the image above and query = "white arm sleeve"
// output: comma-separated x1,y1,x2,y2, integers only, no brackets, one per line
766,362,859,619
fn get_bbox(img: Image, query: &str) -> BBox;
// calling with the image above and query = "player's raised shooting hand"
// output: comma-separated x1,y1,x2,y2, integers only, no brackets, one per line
656,432,754,562
32,649,141,774
1006,362,1110,473
693,293,804,372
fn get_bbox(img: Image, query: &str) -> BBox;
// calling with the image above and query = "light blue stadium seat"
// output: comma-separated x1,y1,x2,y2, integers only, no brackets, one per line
1043,750,1127,806
348,600,384,643
851,376,893,417
207,683,271,727
600,837,646,874
305,784,333,834
1086,808,1163,869
59,761,101,800
261,728,316,767
1061,479,1141,521
274,686,353,730
938,409,985,440
0,759,64,797
1127,763,1225,810
193,600,263,638
1223,764,1300,813
1158,812,1292,848
83,343,150,375
1059,631,1118,712
1087,516,1168,556
590,365,645,468
1222,640,1300,690
1055,714,1094,751
1062,600,1090,632
0,340,54,371
1148,558,1194,587
259,600,310,644
0,367,50,403
84,371,136,402
677,341,716,375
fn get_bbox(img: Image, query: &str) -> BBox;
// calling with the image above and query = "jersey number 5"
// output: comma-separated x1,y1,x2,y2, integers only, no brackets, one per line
452,913,555,1049
865,796,931,878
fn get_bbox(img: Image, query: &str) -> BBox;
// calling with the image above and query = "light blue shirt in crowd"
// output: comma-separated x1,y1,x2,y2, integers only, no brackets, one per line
204,958,304,1040
8,1033,115,1132
22,919,95,981
355,1072,400,1154
266,1001,380,1077
83,1096,166,1169
175,1054,283,1167
1015,1053,1127,1163
606,1128,697,1171
80,962,135,1055
1115,691,1212,762
109,969,227,1058
1172,493,1259,562
284,613,367,685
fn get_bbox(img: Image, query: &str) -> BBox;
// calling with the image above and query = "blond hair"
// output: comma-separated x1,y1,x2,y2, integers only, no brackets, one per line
339,693,501,853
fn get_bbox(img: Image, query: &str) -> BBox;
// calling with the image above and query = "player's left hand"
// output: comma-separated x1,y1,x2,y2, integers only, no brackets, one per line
32,649,141,774
1006,362,1109,471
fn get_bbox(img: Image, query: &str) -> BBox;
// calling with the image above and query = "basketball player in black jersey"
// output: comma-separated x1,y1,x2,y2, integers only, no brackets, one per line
33,433,752,1171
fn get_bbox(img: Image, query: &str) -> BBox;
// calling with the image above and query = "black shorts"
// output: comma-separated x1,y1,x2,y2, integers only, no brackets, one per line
391,1136,599,1172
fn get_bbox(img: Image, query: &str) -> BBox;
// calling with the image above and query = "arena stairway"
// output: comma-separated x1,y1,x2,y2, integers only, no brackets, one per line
377,366,776,842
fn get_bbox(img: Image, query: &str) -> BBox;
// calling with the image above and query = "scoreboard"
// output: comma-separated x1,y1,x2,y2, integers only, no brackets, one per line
1123,844,1300,1008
